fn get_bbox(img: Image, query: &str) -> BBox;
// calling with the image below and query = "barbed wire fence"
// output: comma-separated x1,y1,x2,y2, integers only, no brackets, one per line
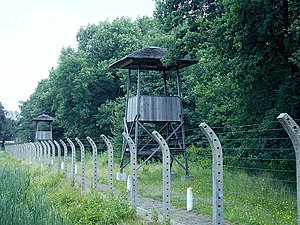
4,113,299,224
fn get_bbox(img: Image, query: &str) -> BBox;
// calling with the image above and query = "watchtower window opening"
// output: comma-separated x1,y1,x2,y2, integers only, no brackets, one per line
127,70,181,97
36,121,52,131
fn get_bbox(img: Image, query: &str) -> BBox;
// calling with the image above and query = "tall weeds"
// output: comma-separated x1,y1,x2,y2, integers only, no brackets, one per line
0,165,63,225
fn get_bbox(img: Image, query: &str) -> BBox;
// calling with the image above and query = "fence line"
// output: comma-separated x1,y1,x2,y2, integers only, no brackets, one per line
4,113,300,224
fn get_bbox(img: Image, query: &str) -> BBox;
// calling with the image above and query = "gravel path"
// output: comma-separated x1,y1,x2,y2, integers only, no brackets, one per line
136,196,213,225
95,183,214,224
71,174,216,225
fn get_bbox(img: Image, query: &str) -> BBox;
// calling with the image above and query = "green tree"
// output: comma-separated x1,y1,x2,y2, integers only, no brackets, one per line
1,111,17,147
76,17,143,63
18,79,58,141
154,0,299,126
0,103,5,146
0,103,18,147
218,0,300,124
47,17,157,139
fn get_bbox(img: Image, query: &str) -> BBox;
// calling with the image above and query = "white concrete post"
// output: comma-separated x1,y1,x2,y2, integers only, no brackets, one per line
187,187,193,211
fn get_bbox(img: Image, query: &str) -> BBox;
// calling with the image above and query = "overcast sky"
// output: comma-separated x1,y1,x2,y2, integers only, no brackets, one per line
0,0,156,112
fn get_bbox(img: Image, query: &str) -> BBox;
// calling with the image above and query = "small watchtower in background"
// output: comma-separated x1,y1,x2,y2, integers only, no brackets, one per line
32,114,54,141
110,47,198,175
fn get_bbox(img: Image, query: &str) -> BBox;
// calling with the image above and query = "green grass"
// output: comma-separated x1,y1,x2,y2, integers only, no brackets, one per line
88,153,297,224
132,159,297,224
0,152,63,225
6,148,297,224
0,151,147,225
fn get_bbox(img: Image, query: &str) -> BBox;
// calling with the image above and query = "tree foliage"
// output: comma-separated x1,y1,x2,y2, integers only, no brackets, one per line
16,1,299,155
155,0,299,127
18,17,163,141
0,102,17,147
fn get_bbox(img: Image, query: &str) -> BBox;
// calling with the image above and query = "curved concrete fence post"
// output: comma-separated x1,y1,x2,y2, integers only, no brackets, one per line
42,141,47,163
67,138,76,182
13,144,17,158
16,144,20,158
33,142,38,163
26,143,31,162
277,113,300,224
42,141,47,165
87,136,98,189
101,134,114,190
17,144,21,159
53,140,62,172
199,122,224,225
23,143,28,161
17,144,21,158
23,143,27,161
41,141,49,165
21,144,25,160
152,130,171,219
28,143,33,162
21,144,24,159
27,143,31,162
30,142,37,162
18,144,22,159
75,138,85,190
48,140,56,168
122,132,137,209
45,141,52,165
60,139,68,177
36,142,43,165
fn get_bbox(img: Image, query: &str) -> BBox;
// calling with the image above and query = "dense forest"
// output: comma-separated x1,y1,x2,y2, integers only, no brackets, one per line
12,0,299,147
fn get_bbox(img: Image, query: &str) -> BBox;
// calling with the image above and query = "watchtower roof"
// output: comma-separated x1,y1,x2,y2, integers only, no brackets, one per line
109,47,198,71
32,114,54,122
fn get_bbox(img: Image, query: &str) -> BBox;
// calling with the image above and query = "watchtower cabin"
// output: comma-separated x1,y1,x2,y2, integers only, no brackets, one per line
32,114,54,141
110,47,198,175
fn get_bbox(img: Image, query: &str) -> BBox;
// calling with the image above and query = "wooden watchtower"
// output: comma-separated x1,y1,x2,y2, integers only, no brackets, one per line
32,114,54,141
110,47,197,175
